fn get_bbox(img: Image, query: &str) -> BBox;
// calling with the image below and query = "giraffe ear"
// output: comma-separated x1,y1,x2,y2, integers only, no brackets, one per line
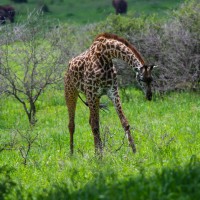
150,65,158,70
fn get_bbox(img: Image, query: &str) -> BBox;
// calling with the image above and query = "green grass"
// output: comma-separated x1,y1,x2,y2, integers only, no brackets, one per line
1,0,185,24
0,1,199,199
0,88,199,199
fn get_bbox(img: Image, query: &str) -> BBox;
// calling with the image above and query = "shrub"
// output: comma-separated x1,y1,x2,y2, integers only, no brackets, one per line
91,0,200,92
136,0,200,92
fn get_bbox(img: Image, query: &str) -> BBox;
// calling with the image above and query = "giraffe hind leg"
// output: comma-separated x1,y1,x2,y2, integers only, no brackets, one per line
65,88,78,155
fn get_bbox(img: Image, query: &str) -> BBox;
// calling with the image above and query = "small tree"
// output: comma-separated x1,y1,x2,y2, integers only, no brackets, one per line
0,12,66,125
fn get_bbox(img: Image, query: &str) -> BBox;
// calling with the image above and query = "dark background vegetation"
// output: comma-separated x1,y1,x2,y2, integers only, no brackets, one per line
2,0,184,23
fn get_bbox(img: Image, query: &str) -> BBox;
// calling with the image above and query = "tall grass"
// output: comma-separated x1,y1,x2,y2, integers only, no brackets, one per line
0,89,199,199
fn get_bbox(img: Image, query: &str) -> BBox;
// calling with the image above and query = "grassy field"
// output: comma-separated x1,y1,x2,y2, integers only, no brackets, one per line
1,0,185,24
0,88,200,199
0,0,200,199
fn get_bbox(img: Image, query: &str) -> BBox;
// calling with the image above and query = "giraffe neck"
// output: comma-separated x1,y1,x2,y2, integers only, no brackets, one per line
92,37,145,69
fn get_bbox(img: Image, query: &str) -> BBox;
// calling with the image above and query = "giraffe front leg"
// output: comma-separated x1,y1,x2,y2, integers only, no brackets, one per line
108,88,136,153
88,97,103,155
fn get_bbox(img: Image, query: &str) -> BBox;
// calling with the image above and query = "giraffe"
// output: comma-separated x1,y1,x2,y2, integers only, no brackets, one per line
64,33,155,155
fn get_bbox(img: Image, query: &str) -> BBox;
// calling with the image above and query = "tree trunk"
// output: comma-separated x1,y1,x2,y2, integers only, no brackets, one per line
29,101,36,126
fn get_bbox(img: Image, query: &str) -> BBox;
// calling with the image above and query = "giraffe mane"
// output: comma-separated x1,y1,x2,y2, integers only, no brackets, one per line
95,33,145,65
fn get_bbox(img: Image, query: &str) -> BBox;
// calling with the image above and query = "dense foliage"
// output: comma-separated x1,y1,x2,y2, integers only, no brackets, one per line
92,0,200,91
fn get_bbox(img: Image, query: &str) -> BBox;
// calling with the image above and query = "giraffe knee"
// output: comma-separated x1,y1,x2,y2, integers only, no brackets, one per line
90,119,99,133
92,127,99,134
125,124,130,131
68,122,75,134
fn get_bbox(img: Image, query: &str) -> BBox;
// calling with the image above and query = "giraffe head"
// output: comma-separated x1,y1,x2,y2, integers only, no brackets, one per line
135,65,156,101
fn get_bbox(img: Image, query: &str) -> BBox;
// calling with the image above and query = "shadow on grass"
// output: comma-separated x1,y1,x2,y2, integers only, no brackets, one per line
1,156,199,199
37,156,200,200
0,166,16,199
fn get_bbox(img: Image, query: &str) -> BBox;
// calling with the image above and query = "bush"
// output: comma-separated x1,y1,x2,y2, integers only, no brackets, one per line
137,0,200,92
91,0,200,92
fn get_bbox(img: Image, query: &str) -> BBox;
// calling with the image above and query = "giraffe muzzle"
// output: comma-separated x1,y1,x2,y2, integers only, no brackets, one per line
146,91,152,101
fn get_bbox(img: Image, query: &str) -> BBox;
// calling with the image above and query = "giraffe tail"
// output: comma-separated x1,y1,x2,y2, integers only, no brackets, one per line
78,94,109,112
78,94,89,107
99,103,109,112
